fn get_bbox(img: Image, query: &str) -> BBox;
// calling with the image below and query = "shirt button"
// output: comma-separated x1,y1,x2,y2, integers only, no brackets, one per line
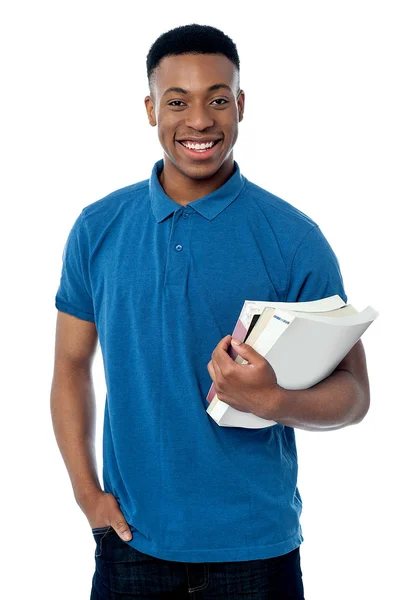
175,244,183,252
182,213,189,219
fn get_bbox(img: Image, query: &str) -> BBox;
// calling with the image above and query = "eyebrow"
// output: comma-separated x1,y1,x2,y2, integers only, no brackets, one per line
162,83,232,98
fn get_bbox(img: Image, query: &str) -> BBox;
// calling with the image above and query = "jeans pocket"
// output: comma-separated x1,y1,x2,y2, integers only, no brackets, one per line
91,525,112,534
92,526,114,557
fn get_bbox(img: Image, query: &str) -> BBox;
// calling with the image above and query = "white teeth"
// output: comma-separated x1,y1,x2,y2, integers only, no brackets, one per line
181,140,216,150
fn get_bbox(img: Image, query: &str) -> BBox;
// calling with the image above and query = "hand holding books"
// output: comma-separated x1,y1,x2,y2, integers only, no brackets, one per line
206,333,280,420
206,295,378,429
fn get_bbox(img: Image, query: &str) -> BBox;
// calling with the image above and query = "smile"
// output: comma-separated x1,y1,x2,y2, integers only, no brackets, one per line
176,139,222,157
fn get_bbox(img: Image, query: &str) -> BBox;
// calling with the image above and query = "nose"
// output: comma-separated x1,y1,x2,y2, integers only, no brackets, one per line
184,104,215,130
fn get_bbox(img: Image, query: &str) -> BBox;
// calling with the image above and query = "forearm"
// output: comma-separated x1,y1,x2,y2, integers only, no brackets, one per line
267,368,370,432
50,363,102,508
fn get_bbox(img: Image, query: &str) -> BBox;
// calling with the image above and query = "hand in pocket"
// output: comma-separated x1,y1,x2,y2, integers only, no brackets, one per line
82,490,132,541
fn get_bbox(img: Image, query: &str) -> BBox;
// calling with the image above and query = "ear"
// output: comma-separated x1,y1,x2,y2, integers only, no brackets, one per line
144,95,157,126
237,90,245,122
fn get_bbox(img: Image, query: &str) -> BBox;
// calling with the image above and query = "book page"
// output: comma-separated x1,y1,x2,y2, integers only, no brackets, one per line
290,304,358,318
245,308,276,345
242,294,345,315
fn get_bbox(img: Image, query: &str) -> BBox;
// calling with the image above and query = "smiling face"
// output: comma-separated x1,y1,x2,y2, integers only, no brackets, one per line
145,53,245,183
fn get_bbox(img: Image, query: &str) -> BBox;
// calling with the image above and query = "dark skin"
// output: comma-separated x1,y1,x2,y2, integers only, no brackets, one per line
51,312,133,541
51,52,370,542
144,53,245,205
207,336,370,431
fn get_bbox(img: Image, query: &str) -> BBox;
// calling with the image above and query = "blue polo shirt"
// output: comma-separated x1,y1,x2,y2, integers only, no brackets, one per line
55,159,347,563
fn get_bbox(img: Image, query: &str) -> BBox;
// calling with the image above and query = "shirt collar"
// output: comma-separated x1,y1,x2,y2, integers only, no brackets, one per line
149,159,246,223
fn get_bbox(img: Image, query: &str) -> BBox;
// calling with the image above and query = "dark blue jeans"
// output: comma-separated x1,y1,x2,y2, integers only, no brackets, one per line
90,526,305,599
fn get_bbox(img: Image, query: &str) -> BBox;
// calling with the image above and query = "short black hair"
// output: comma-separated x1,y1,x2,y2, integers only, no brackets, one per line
146,24,240,92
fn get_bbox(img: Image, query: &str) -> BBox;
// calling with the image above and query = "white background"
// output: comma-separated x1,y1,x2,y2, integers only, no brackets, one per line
1,1,397,598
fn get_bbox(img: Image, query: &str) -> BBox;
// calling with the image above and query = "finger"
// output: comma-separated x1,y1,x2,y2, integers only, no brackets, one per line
208,359,224,394
212,335,234,371
212,353,224,382
208,358,225,397
212,334,232,355
207,359,216,382
112,515,132,541
231,340,265,366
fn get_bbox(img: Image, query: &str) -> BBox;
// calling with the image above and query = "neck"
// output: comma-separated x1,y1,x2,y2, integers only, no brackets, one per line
158,156,235,206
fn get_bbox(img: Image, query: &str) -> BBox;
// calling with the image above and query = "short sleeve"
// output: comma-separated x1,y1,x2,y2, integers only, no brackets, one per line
286,225,348,304
55,210,95,322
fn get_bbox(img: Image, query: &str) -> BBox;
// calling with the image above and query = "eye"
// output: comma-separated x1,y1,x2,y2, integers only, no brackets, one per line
211,98,228,106
168,100,186,107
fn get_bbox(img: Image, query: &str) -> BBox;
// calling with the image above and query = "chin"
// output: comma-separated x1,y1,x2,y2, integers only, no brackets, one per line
170,152,228,180
182,163,223,180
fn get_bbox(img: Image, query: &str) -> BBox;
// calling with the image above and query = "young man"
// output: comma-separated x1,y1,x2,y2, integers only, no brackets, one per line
51,24,370,599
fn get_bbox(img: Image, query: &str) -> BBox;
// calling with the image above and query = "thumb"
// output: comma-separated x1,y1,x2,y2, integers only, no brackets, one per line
112,512,133,542
231,338,262,364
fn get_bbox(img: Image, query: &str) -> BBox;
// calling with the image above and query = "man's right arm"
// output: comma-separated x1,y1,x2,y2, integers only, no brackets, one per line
50,310,133,540
50,310,102,510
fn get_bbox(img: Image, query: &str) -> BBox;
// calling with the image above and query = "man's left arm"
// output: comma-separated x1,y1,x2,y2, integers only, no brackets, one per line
208,223,371,431
276,223,370,430
266,338,370,431
207,335,370,432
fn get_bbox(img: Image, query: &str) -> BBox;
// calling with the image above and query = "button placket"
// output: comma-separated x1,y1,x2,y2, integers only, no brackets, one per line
164,208,191,287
